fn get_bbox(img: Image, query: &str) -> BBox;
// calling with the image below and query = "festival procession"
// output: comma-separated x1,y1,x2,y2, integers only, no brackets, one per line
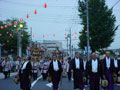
0,0,120,90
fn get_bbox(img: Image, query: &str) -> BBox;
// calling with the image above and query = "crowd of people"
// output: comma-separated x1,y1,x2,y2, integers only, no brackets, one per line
0,51,120,90
70,52,120,90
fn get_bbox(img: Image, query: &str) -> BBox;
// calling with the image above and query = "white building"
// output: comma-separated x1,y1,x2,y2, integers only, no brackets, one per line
41,40,63,51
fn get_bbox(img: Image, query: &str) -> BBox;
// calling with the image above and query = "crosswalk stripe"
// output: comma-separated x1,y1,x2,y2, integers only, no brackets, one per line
31,75,42,89
46,82,53,88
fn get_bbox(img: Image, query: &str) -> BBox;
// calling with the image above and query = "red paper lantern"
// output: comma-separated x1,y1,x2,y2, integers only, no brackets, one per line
75,36,77,39
9,23,12,26
14,21,17,24
0,34,2,36
20,18,23,22
53,34,55,37
34,10,37,14
6,32,9,34
43,35,45,38
21,34,23,37
0,26,3,29
32,35,34,38
26,14,29,18
44,3,47,8
80,33,82,36
85,30,88,33
10,34,12,37
5,25,7,28
7,40,9,42
65,33,67,36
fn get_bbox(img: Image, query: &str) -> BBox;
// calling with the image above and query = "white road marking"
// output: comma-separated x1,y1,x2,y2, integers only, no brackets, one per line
71,78,74,81
31,75,42,89
115,84,120,87
46,82,53,88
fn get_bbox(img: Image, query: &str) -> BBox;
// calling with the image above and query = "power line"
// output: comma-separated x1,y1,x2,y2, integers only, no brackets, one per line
112,0,120,8
1,0,78,8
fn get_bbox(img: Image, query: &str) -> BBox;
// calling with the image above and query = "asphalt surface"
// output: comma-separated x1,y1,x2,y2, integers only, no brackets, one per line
0,74,120,90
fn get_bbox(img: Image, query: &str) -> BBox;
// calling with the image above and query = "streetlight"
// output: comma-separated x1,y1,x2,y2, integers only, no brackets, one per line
17,23,23,57
19,24,23,28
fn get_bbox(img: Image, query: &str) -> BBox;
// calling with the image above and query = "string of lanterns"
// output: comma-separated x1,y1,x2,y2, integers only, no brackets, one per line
0,3,48,29
0,3,48,46
0,2,81,45
32,31,80,40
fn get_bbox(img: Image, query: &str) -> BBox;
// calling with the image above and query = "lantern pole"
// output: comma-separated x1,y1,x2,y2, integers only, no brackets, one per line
0,43,2,61
17,24,23,57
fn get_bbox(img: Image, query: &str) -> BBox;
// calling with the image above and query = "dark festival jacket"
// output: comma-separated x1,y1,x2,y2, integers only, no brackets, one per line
87,59,102,77
82,60,89,76
113,59,120,75
70,58,84,79
70,58,84,72
48,60,62,77
102,58,114,78
19,61,32,82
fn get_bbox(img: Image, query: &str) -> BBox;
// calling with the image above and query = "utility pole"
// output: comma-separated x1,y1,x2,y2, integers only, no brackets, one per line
86,0,90,60
65,35,69,57
69,29,72,57
65,29,72,57
72,45,73,58
67,37,68,55
30,27,32,48
17,30,22,57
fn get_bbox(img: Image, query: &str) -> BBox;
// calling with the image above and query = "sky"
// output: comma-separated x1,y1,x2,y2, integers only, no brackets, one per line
0,0,120,49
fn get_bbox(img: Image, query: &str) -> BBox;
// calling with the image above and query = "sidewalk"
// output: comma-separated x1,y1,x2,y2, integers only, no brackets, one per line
0,72,17,79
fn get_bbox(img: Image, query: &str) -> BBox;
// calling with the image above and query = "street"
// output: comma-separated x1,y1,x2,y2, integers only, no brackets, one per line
1,0,120,90
0,73,120,90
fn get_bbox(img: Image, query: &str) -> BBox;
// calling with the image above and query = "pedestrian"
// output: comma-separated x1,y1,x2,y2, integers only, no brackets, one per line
19,56,32,90
16,56,22,72
32,58,39,80
113,55,120,84
87,53,102,90
0,58,3,72
70,52,84,90
2,57,11,79
66,57,72,81
102,51,114,90
48,55,62,90
60,57,67,77
7,58,12,78
41,57,49,80
82,55,88,87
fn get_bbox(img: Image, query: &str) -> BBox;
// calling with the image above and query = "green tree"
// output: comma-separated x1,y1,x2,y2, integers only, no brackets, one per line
0,18,30,55
78,0,118,52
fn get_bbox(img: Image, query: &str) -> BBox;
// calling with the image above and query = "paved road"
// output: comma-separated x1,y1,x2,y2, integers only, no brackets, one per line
0,74,120,90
